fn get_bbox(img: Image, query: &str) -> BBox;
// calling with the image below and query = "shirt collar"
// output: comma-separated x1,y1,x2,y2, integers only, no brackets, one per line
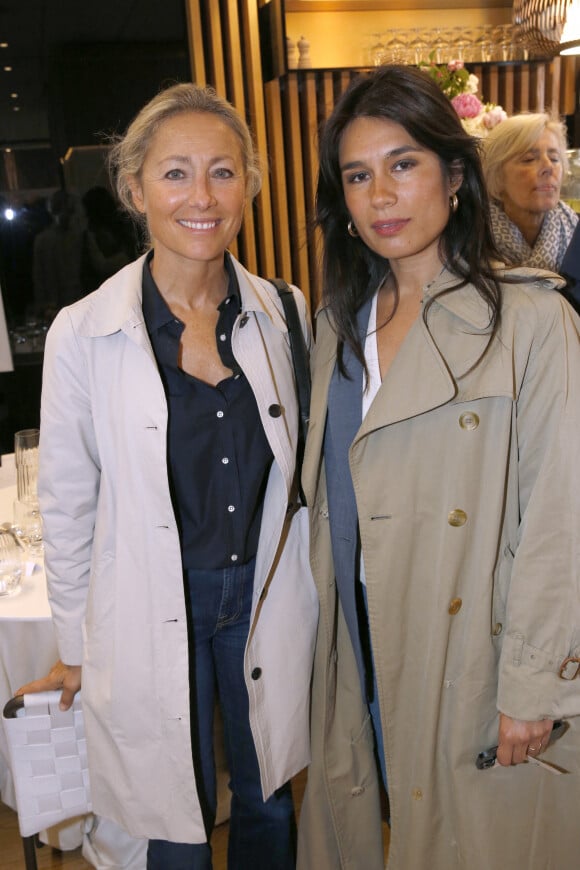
141,250,242,333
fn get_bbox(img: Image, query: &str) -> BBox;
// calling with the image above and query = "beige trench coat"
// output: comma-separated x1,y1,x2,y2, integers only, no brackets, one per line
39,254,318,843
297,268,580,870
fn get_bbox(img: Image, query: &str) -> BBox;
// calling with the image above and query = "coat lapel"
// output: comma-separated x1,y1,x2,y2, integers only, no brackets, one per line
356,315,456,440
230,258,297,497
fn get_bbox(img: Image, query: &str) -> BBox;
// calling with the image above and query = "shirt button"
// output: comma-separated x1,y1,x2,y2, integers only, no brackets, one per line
222,457,229,465
216,410,224,419
448,509,467,527
239,314,249,327
448,597,462,615
268,404,282,417
412,788,423,801
492,622,503,636
350,786,365,796
459,411,480,430
228,505,235,513
231,554,238,562
219,333,226,342
251,667,262,680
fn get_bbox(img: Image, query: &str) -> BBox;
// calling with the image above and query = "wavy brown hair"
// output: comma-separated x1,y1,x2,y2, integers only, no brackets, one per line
316,64,503,374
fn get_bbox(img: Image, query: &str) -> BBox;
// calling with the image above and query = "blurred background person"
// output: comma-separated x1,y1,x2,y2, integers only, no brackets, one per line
32,189,85,320
482,112,578,273
81,185,136,291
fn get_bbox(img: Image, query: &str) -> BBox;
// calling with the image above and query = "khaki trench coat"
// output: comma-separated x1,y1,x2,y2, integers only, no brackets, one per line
297,268,580,870
39,254,318,843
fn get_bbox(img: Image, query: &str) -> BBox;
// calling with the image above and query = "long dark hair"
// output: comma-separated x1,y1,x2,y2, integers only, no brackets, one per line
316,64,502,373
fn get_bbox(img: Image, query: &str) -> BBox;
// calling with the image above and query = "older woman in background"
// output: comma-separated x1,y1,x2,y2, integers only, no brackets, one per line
482,112,578,272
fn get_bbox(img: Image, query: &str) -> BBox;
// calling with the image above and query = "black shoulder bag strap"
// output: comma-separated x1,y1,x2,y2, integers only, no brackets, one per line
269,278,311,504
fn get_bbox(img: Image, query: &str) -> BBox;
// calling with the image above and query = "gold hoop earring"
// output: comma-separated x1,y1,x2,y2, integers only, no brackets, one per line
347,220,359,237
450,193,459,213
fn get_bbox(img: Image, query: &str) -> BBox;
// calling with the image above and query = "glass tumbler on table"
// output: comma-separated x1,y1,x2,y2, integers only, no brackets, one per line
0,530,22,596
13,428,43,555
14,428,40,503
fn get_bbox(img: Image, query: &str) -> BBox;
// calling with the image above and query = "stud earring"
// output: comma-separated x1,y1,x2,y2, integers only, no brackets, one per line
347,219,359,237
450,193,459,213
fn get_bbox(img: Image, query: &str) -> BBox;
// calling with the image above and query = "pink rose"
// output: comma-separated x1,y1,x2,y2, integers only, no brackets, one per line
451,92,483,119
447,59,464,71
481,106,508,129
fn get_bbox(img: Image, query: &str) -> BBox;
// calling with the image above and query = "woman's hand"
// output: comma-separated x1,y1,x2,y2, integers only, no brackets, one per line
496,713,554,766
15,660,82,711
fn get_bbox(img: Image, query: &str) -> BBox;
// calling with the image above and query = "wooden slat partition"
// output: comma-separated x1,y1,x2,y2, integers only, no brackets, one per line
183,2,579,313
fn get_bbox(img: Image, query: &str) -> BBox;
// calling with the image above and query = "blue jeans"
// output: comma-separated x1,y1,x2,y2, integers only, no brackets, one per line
147,558,296,870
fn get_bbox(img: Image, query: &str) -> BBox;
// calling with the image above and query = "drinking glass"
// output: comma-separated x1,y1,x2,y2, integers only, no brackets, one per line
0,530,22,596
369,33,387,67
410,28,430,65
390,30,409,64
13,498,43,557
14,428,40,504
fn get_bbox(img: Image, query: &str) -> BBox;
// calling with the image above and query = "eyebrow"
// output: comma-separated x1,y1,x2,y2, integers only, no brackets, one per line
157,154,236,165
522,147,560,156
340,144,421,172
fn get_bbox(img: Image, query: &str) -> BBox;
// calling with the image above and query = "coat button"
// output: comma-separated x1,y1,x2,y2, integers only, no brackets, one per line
350,785,365,796
492,622,503,636
448,597,462,615
412,788,423,800
459,411,480,430
448,509,467,527
251,667,262,680
268,404,282,417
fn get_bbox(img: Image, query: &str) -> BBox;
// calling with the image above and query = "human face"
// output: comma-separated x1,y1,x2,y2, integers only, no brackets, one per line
500,129,563,223
129,111,247,272
339,116,459,273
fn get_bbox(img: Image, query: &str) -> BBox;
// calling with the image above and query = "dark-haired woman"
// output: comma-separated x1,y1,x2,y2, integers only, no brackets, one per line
297,65,580,870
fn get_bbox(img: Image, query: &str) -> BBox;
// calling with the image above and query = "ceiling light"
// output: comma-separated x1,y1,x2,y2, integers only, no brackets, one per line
4,208,15,221
12,105,19,112
0,43,8,49
3,65,12,72
10,92,17,98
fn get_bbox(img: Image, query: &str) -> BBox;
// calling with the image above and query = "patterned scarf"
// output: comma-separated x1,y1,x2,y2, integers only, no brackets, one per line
490,200,578,272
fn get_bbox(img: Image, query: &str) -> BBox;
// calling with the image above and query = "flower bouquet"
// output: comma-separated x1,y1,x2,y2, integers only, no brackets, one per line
419,55,507,137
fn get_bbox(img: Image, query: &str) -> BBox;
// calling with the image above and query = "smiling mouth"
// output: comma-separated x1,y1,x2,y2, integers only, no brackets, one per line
178,219,220,230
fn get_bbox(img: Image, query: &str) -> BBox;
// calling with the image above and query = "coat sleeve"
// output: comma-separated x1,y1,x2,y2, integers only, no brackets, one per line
38,307,100,665
497,291,580,720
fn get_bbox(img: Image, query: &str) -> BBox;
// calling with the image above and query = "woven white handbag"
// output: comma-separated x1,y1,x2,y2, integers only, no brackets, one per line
2,690,92,837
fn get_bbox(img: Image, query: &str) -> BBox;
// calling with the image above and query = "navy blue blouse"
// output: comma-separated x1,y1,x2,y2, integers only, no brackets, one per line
141,253,273,570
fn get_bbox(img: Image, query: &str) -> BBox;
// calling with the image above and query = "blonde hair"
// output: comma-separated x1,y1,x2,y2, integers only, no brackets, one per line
482,112,569,202
108,82,262,237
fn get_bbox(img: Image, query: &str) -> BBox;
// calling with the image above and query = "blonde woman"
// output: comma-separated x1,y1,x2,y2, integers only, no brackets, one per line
34,83,315,869
482,112,578,272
